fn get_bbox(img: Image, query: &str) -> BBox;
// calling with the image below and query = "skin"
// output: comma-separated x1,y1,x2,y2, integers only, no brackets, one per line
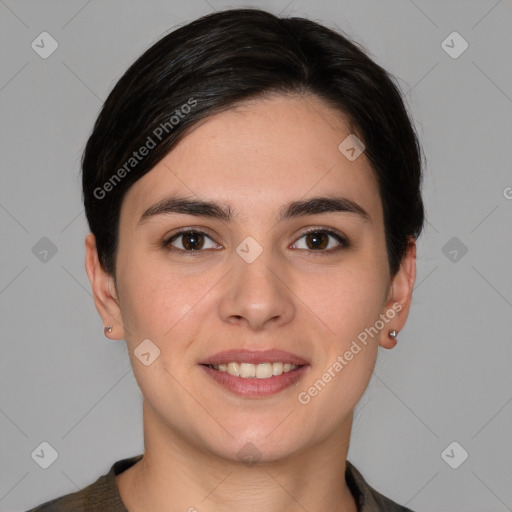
85,93,416,512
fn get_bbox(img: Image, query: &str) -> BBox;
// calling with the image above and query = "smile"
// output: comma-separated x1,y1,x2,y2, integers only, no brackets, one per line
200,363,309,398
206,362,299,378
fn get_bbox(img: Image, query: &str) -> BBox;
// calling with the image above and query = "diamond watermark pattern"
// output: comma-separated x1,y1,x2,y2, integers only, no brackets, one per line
236,236,263,263
441,31,468,59
31,32,59,59
134,338,161,366
442,236,468,263
237,441,262,468
441,441,469,469
338,134,365,161
31,441,59,469
32,237,58,263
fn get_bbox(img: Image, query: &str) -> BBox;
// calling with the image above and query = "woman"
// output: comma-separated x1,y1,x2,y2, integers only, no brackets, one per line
28,8,424,512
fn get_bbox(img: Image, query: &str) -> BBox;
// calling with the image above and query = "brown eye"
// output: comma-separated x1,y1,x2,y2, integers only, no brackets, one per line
305,232,329,250
291,229,348,252
165,230,219,252
181,232,204,250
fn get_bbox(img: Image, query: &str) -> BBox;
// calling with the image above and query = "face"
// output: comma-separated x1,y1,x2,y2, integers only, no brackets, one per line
87,93,415,463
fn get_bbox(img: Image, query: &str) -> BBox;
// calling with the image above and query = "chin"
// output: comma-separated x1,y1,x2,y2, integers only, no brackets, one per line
205,429,305,466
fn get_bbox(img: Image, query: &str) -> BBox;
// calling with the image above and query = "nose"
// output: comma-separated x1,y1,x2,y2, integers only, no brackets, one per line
218,243,295,331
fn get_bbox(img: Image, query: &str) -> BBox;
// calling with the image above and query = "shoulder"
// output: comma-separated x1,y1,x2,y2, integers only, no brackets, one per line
346,460,415,512
24,454,144,512
24,475,107,512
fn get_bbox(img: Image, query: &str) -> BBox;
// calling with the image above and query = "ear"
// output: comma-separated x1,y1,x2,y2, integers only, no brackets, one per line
85,233,125,340
379,238,416,350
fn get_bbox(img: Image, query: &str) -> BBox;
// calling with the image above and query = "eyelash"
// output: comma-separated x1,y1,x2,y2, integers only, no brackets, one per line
162,227,349,256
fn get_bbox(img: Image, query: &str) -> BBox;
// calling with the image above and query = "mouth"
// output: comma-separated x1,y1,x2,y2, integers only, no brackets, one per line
198,349,310,398
199,348,309,367
202,361,304,378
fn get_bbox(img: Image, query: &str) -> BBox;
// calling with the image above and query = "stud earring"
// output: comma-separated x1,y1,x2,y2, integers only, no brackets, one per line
388,329,398,339
104,325,113,335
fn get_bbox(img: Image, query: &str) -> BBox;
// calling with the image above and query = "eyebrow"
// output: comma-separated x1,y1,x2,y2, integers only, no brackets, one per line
138,195,371,225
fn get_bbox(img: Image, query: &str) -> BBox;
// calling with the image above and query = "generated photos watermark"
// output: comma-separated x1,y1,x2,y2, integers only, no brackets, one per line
297,302,403,405
93,97,198,200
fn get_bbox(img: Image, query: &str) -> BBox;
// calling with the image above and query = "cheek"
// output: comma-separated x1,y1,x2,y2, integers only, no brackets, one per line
115,265,202,395
115,239,173,331
117,261,197,342
292,270,383,422
292,256,387,395
294,260,387,342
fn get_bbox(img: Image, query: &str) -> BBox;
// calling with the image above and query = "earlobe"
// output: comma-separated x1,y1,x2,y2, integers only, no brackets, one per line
379,238,416,350
84,233,125,340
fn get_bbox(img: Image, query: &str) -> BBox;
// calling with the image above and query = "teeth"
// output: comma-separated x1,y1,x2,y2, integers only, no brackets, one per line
208,362,299,378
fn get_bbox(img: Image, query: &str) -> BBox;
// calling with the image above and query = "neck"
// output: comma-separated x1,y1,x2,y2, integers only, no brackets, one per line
116,401,358,512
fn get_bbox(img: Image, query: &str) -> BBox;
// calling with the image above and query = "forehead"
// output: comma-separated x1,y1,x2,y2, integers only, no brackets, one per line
121,94,383,226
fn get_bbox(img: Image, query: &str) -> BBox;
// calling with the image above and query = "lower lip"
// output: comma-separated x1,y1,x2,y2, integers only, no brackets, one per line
200,364,310,398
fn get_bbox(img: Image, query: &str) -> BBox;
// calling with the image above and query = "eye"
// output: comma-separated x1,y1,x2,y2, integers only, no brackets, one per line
163,229,221,252
291,229,349,252
162,228,348,255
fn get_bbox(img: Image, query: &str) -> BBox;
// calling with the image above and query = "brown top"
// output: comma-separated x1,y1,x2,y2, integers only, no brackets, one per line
26,454,415,512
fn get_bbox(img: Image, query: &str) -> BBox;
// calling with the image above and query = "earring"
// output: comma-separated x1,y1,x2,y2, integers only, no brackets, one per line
104,325,113,336
388,329,398,339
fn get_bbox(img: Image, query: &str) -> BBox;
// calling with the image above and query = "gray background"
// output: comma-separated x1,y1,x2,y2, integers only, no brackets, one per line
0,1,511,511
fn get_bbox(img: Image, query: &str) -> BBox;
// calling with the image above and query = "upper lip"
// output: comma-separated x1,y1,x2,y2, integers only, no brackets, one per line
199,349,309,366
